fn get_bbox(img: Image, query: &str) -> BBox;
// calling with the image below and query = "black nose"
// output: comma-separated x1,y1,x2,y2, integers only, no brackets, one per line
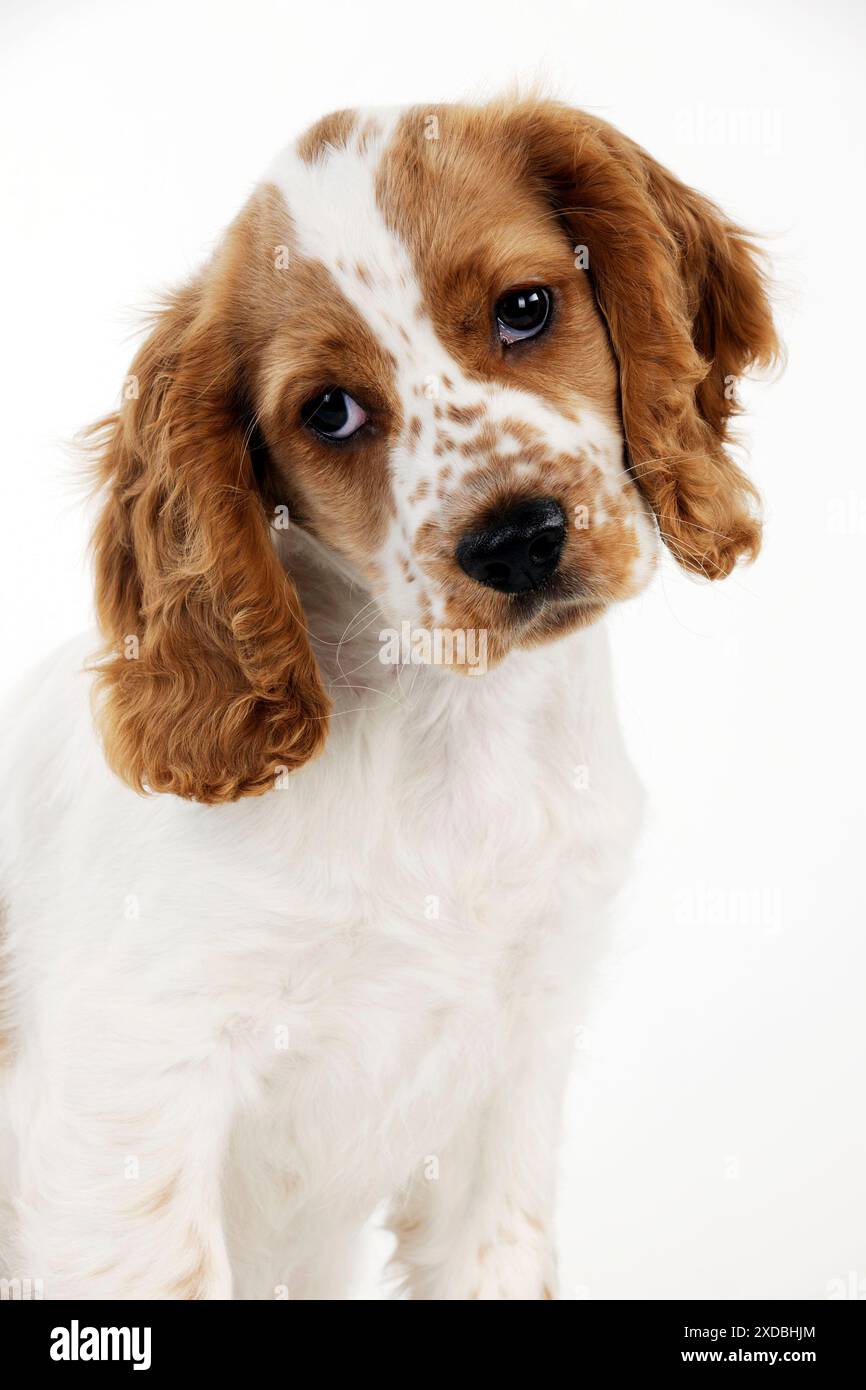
455,498,566,594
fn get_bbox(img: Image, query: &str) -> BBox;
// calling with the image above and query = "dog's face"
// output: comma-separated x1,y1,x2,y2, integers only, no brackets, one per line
91,100,779,803
255,111,655,665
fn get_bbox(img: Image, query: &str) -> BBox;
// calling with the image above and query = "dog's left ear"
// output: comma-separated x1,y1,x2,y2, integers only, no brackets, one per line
504,100,781,577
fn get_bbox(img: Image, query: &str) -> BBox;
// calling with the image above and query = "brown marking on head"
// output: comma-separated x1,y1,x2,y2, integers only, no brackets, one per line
376,106,621,434
297,109,357,163
257,232,400,575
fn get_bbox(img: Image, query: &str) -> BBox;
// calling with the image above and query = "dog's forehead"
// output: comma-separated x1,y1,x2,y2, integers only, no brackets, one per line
260,105,624,489
262,105,546,384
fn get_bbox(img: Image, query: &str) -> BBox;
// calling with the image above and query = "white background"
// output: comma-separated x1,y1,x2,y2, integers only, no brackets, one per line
1,0,864,1299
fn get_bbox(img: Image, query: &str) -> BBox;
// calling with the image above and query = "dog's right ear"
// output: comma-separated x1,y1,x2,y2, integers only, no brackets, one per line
89,248,330,805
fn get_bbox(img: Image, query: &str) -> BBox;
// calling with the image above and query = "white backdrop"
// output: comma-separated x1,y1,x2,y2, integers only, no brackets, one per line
1,0,864,1299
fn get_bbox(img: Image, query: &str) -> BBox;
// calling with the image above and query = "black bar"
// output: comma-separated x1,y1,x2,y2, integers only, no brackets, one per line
2,1298,863,1375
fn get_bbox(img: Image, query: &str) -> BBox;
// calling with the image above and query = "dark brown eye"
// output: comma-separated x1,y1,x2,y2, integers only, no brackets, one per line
302,388,367,440
495,286,552,345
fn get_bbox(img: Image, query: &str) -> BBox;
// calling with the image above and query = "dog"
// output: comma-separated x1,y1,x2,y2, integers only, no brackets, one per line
0,98,778,1300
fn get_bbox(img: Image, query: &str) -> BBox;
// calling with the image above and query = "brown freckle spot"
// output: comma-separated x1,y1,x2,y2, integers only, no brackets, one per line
399,326,411,346
408,478,429,503
499,418,545,448
408,416,422,444
432,403,442,419
438,464,453,482
297,109,357,163
398,555,417,585
446,403,485,427
354,262,373,288
460,422,500,457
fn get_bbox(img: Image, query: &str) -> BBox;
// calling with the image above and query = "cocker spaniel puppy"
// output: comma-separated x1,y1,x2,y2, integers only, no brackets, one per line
0,99,777,1300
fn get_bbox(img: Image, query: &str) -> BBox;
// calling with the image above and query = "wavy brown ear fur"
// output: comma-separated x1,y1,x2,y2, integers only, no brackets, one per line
504,99,780,578
89,246,330,804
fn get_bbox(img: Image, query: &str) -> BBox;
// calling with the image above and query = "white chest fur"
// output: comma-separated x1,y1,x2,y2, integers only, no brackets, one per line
0,616,642,1298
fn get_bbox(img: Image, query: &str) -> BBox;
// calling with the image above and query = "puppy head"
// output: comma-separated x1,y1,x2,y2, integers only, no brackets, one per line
91,99,778,802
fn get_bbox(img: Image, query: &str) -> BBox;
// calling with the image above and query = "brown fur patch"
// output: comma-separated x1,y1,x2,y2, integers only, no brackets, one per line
297,109,357,163
255,212,400,574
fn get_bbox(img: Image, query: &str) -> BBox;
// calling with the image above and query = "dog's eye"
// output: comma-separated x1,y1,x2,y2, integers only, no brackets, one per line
495,286,552,345
302,389,368,440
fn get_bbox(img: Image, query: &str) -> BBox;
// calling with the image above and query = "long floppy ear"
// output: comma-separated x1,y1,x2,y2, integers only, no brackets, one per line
89,257,330,804
505,100,780,577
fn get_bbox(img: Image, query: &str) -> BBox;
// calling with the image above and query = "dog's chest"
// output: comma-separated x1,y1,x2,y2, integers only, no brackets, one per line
227,637,639,1214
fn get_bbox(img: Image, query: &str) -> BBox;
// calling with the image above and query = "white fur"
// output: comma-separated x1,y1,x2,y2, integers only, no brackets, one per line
0,596,644,1299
